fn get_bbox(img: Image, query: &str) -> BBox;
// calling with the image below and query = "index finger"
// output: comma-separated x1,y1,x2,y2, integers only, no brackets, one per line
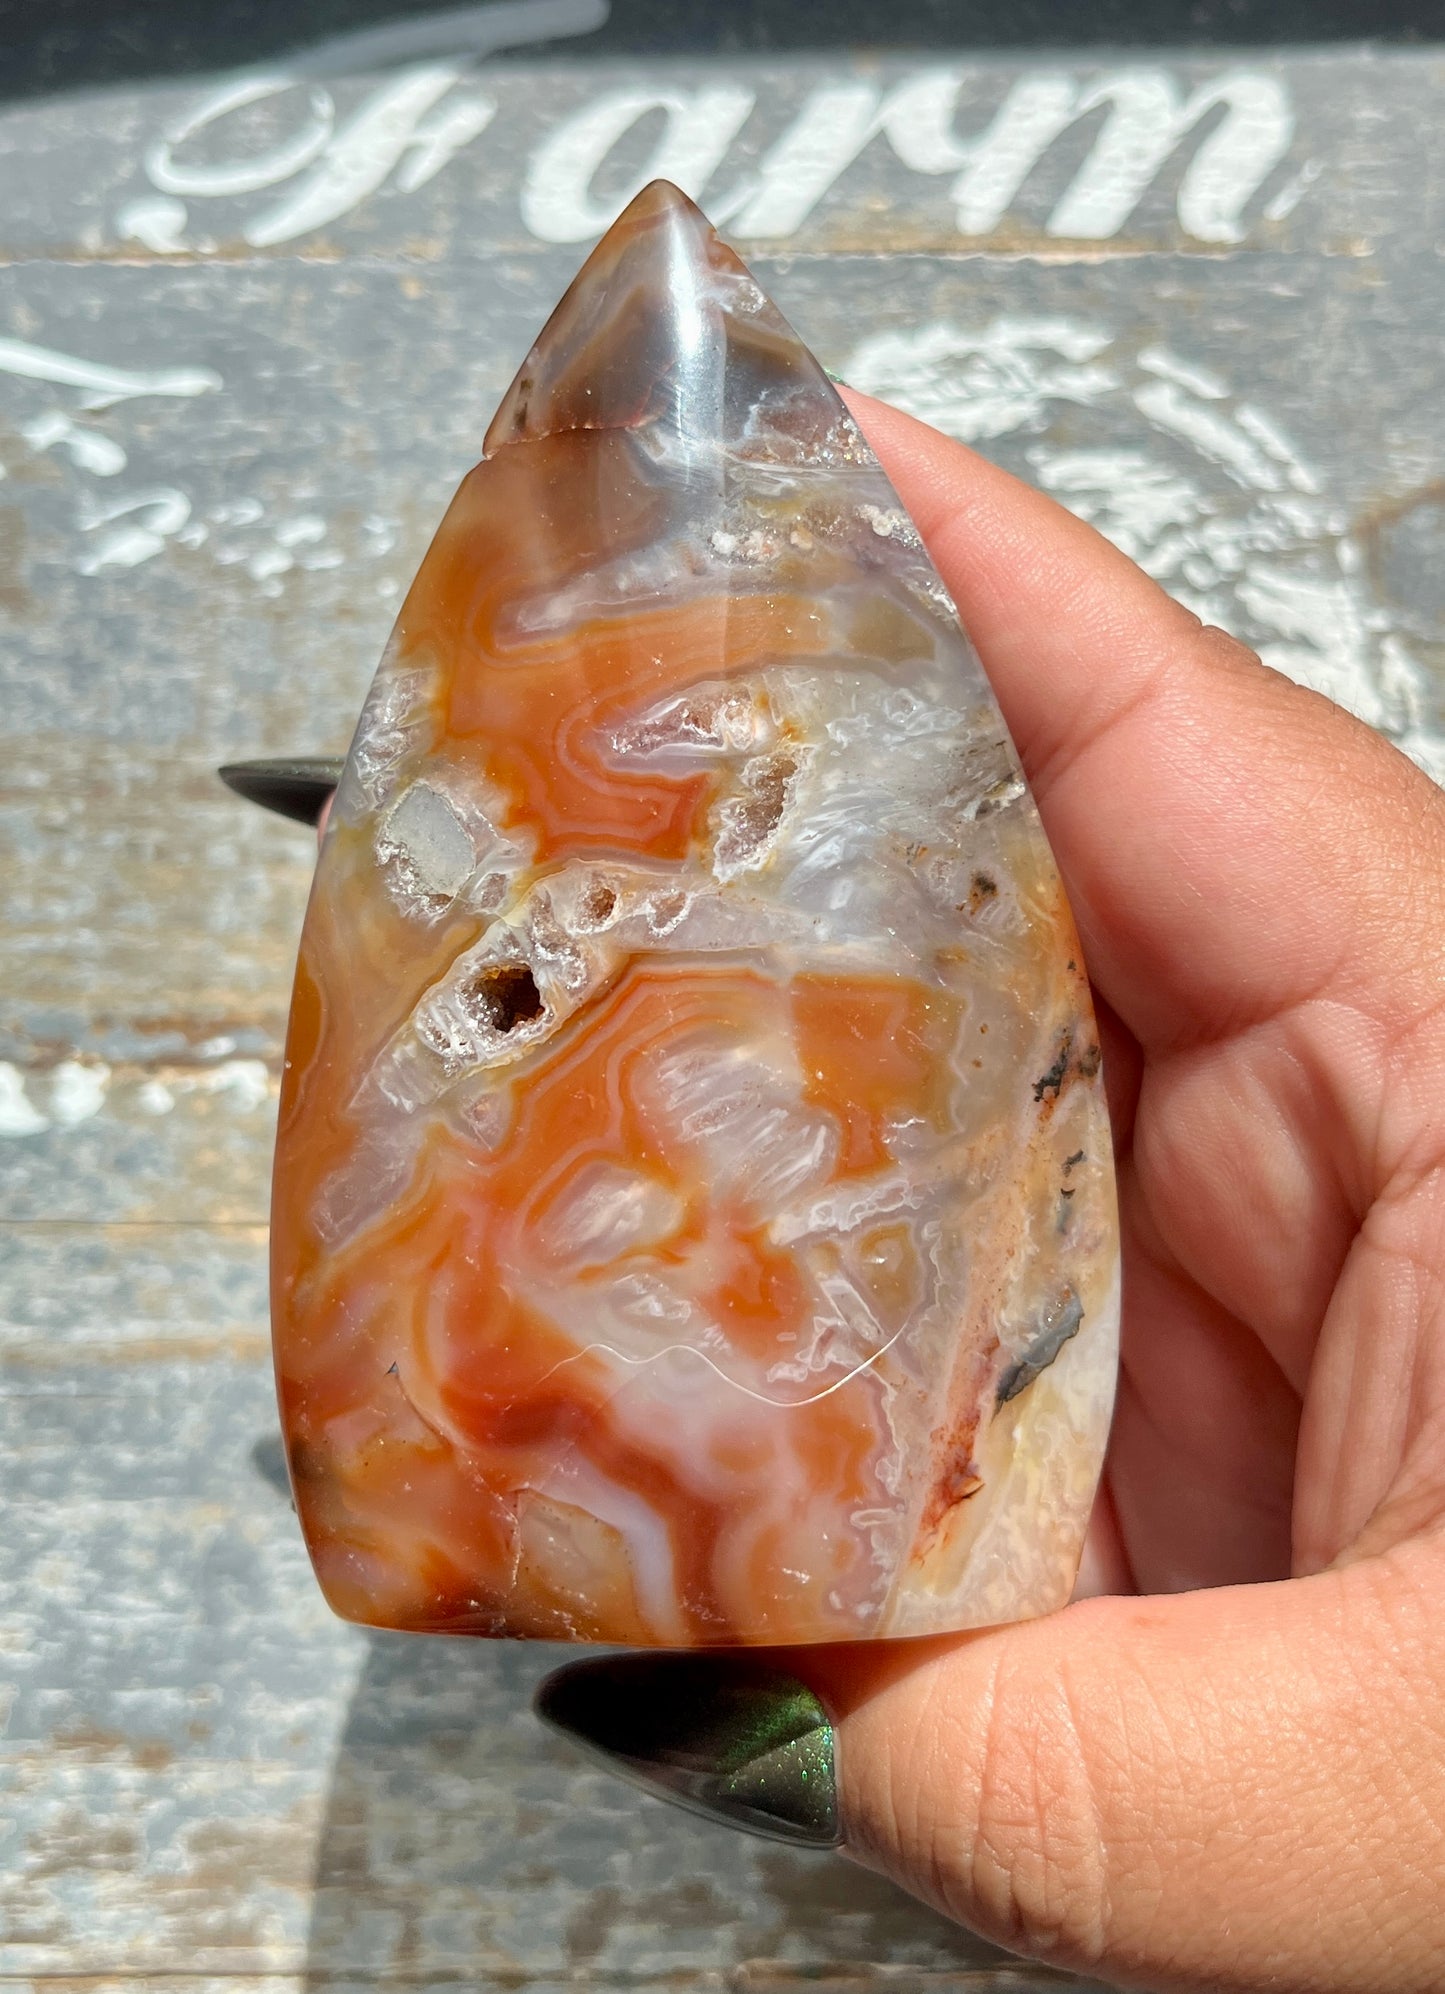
841,387,1445,1060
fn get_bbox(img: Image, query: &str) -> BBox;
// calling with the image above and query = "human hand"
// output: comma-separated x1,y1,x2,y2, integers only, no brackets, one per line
538,392,1445,1993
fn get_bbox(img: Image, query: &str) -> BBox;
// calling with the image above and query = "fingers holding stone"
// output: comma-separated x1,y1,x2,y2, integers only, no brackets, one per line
837,386,1207,802
536,1544,1445,1989
797,1552,1445,1993
841,389,1445,1068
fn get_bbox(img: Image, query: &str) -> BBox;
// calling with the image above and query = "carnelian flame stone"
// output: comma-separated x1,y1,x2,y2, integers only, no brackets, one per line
271,181,1119,1646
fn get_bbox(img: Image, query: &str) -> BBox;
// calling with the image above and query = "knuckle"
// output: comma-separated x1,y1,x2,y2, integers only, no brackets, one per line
968,1643,1113,1963
861,1641,1116,1966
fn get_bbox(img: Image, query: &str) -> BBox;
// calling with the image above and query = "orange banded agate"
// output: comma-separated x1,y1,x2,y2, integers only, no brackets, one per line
271,181,1118,1647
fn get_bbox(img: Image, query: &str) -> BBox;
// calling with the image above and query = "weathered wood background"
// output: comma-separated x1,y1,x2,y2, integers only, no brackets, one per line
3,5,1444,1988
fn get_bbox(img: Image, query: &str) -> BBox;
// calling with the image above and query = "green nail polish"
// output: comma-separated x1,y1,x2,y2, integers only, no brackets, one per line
535,1653,840,1848
218,756,344,826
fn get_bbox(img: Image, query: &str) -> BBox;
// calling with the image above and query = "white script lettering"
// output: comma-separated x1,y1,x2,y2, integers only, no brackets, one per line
130,54,1300,251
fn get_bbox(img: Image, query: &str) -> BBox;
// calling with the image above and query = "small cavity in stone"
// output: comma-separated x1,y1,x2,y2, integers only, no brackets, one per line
714,745,803,875
577,879,619,928
460,963,545,1035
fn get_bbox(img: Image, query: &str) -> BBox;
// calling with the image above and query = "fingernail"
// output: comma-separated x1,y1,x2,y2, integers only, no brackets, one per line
535,1653,840,1849
217,757,344,826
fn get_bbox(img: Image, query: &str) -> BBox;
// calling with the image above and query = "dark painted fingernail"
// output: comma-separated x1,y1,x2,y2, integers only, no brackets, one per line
218,756,344,825
535,1653,839,1849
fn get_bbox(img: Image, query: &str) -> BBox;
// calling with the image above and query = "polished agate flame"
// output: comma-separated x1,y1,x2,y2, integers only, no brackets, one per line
271,181,1119,1646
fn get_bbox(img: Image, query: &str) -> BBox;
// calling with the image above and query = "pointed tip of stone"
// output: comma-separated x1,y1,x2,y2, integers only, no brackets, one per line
484,179,838,457
612,175,711,235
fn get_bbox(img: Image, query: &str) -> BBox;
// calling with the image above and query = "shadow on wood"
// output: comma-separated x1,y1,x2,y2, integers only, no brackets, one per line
298,1625,1102,1989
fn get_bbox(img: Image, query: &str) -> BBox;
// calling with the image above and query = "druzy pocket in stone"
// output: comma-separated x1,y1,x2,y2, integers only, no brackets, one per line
271,181,1119,1647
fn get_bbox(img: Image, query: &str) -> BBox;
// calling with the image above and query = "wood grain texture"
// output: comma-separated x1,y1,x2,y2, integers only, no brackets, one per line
3,19,1443,1990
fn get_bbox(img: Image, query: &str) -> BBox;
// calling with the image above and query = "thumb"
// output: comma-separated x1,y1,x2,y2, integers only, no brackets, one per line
805,1548,1441,1991
536,1548,1443,1993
